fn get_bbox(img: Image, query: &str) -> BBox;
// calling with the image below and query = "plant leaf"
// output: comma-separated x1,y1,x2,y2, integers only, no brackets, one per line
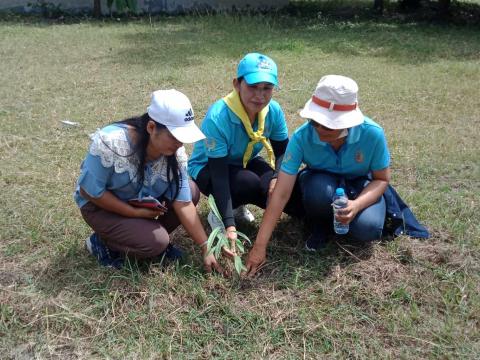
214,243,222,258
208,195,223,223
234,255,243,275
220,235,231,253
214,234,226,258
235,238,245,254
235,230,252,244
207,226,222,253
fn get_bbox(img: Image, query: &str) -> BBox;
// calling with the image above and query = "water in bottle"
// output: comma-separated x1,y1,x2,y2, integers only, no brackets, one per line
332,188,349,234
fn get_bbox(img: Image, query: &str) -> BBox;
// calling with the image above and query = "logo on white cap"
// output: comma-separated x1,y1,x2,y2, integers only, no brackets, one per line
184,109,194,122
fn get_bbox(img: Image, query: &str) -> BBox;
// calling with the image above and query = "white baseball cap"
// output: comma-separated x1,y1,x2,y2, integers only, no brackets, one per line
300,75,364,129
147,89,205,144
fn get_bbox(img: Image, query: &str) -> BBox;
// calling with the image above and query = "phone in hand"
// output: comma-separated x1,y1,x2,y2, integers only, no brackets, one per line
128,196,168,212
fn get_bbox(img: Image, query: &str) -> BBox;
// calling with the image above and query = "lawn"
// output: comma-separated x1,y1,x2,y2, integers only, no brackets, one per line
0,12,479,359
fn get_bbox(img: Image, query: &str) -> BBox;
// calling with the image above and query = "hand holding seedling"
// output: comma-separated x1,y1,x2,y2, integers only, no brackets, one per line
206,195,251,275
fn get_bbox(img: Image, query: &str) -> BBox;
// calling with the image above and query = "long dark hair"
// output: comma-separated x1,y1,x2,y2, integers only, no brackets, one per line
113,113,181,200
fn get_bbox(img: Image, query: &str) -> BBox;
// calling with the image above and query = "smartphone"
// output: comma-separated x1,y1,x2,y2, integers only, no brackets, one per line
128,196,168,212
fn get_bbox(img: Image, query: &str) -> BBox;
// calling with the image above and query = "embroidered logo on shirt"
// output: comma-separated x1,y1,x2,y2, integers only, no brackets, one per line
184,109,194,122
355,150,364,163
205,138,216,151
283,152,292,164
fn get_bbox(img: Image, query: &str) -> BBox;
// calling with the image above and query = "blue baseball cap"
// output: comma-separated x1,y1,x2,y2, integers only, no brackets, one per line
237,53,278,86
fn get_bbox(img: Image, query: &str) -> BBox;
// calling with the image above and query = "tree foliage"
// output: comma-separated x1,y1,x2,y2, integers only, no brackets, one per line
93,0,137,17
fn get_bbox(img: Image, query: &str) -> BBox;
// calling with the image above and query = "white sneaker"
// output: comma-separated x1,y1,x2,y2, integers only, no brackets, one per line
233,205,255,223
207,210,225,231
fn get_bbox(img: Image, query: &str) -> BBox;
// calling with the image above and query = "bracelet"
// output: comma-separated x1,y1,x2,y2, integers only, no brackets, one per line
199,240,208,248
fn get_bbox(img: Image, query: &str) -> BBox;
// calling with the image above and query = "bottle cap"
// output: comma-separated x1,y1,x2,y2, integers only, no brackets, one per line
335,188,345,196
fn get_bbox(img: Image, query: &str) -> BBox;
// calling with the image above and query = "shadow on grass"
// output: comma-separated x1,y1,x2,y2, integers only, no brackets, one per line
33,216,378,299
109,14,480,69
1,10,479,67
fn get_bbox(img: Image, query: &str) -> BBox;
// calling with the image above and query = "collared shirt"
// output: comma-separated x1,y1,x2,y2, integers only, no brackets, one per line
281,117,390,178
188,98,288,179
74,124,191,208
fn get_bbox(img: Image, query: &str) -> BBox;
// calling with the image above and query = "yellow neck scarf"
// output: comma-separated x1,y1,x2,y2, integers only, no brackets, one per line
223,90,274,169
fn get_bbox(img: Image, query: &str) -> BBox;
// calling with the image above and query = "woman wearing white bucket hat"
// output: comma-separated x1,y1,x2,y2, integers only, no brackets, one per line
246,75,392,276
74,89,224,273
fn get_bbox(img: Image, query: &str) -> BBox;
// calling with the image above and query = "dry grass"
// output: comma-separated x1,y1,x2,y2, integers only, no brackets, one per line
1,13,479,359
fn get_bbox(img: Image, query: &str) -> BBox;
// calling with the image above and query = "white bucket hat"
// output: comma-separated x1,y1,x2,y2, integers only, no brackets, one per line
300,75,364,129
147,89,205,144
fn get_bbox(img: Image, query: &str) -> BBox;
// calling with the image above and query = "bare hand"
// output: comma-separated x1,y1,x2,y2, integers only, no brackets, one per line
133,207,166,219
245,244,266,277
335,200,360,225
203,253,226,275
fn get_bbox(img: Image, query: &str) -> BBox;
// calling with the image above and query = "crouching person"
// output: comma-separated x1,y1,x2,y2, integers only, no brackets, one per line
74,89,223,273
246,75,392,276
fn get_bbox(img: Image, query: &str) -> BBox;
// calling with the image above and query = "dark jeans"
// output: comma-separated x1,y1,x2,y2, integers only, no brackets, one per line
80,180,200,259
195,157,304,217
299,170,385,242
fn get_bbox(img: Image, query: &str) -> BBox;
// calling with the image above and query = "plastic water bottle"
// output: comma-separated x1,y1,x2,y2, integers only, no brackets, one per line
332,188,349,234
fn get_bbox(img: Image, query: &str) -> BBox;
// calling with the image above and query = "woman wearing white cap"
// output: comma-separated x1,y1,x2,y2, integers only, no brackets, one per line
188,53,302,247
246,75,392,276
74,89,224,273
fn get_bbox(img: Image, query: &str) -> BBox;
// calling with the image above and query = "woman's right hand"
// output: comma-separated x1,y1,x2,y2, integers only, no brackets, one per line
245,243,267,277
203,252,225,274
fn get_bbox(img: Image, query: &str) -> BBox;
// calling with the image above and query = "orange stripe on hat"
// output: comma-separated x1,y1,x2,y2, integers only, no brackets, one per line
312,95,357,111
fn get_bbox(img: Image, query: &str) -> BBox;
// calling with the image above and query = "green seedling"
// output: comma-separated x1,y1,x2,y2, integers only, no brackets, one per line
206,195,251,275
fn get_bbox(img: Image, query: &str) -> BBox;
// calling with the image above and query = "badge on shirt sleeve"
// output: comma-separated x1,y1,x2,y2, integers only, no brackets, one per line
355,150,364,163
205,138,216,152
283,152,292,164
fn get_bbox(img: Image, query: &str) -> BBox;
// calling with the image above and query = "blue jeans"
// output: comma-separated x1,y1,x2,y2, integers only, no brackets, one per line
299,170,386,242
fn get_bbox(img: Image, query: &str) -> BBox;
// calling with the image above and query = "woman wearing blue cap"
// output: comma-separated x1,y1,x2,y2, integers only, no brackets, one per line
188,53,300,243
74,90,224,273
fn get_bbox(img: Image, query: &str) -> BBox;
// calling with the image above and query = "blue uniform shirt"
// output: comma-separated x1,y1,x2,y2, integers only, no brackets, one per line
74,124,191,208
281,117,390,178
188,99,288,179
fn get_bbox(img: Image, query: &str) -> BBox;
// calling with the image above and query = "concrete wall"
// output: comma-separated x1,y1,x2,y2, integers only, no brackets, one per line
0,0,289,14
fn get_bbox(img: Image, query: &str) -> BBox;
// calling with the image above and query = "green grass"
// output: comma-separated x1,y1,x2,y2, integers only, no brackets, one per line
1,13,479,358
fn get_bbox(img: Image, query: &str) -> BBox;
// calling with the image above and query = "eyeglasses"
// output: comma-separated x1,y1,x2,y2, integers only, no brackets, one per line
309,120,336,132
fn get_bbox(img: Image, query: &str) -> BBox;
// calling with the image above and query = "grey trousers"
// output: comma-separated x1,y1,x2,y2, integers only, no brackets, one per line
80,180,200,259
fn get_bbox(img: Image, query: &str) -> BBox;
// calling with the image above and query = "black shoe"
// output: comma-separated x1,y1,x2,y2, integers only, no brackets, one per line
163,243,183,261
305,226,327,252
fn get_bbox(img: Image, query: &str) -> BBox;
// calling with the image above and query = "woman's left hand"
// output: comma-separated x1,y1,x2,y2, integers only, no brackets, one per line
335,200,360,225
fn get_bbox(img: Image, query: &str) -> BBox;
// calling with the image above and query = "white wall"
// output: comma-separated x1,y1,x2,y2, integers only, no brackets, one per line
0,0,289,14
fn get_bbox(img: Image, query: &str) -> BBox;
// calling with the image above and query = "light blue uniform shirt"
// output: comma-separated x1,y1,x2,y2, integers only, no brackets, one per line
281,117,390,178
74,124,191,208
188,99,288,179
